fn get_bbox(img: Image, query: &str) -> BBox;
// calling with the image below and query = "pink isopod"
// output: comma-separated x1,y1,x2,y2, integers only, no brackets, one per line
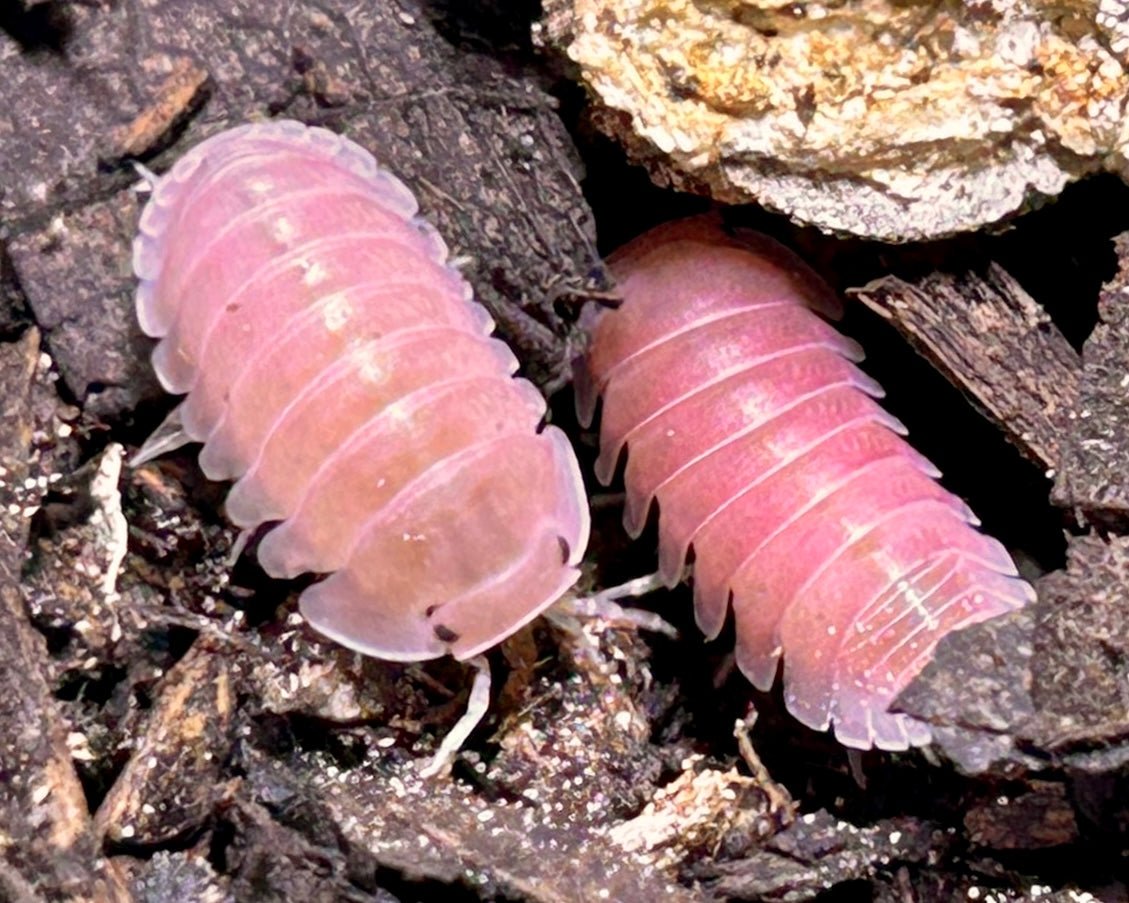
578,216,1035,750
131,119,589,673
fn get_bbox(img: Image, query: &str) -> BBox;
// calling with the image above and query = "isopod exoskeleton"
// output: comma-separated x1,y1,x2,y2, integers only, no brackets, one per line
132,119,589,668
578,216,1035,750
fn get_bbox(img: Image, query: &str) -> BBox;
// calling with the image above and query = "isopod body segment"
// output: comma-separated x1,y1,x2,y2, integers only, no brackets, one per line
578,216,1035,750
132,119,589,663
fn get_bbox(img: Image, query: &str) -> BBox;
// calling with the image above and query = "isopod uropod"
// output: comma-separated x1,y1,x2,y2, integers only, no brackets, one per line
131,121,590,753
578,216,1035,749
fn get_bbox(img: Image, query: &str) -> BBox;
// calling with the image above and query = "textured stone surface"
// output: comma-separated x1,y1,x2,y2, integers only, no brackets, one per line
541,0,1129,240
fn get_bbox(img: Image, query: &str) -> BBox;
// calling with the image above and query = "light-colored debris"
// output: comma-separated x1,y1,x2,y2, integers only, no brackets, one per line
607,754,785,867
541,0,1129,240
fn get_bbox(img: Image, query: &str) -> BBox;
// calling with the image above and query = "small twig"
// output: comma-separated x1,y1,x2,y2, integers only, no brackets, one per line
734,713,797,821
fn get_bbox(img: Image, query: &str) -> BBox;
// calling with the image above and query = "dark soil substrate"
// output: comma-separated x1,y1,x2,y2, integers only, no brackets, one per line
1,2,1126,901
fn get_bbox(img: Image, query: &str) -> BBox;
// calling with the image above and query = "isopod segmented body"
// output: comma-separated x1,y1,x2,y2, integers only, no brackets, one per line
578,216,1034,749
133,119,589,662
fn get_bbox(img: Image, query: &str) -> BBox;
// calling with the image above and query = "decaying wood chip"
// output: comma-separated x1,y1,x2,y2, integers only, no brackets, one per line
691,809,940,901
254,753,704,903
895,529,1129,775
111,57,211,160
1051,232,1129,529
849,264,1080,473
1022,533,1129,762
606,753,785,868
125,850,228,903
23,440,137,664
6,190,162,418
964,781,1079,849
0,330,39,558
95,641,238,846
223,799,395,902
1,0,606,408
895,606,1038,775
0,330,130,902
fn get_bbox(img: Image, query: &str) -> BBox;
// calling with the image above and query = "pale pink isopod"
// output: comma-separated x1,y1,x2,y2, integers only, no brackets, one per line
132,119,589,666
578,216,1035,750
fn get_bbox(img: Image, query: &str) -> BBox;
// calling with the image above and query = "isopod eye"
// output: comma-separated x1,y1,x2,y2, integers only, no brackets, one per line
557,536,571,565
433,624,460,644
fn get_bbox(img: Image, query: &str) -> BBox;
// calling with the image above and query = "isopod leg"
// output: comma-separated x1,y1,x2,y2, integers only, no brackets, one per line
418,655,492,778
131,404,193,466
131,161,160,189
226,528,254,568
555,573,680,639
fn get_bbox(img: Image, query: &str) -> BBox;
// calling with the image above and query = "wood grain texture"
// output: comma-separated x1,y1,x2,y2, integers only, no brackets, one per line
1051,232,1129,529
849,265,1079,474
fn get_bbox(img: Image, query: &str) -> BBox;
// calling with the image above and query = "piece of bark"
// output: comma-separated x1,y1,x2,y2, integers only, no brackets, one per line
896,534,1129,778
23,443,135,671
0,243,31,338
963,781,1079,849
1019,534,1129,765
894,608,1039,775
229,622,699,902
125,850,230,903
243,750,704,903
0,3,134,220
541,0,1125,242
95,641,238,847
1067,766,1129,838
690,810,940,902
223,799,401,903
477,619,669,817
849,264,1080,473
242,0,608,390
0,330,130,902
0,331,39,565
1051,232,1129,529
5,191,162,418
110,56,211,160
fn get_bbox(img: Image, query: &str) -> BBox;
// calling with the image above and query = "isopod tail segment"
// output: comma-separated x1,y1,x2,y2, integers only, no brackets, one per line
577,213,1036,752
129,119,593,776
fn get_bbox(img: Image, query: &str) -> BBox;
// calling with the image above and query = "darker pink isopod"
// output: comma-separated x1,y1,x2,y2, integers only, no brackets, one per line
132,119,590,666
578,216,1035,750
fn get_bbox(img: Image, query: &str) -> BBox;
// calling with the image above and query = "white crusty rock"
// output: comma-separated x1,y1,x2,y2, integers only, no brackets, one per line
540,0,1129,240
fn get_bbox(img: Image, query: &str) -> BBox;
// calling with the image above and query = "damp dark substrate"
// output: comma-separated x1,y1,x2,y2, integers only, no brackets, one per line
5,0,1128,899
